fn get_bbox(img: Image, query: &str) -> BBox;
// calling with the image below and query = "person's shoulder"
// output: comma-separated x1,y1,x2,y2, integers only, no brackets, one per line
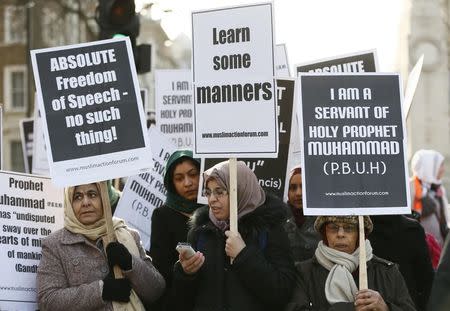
152,205,172,218
371,255,396,269
240,192,287,230
296,257,314,268
400,215,427,236
41,228,71,247
124,226,143,242
400,215,421,228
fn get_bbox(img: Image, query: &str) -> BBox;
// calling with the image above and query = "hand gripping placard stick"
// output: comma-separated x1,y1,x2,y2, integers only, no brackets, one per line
100,181,124,278
229,158,238,264
358,215,368,290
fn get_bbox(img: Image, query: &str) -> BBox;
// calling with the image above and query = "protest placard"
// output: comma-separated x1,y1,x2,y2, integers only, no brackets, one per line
20,119,34,174
192,3,278,157
297,74,410,215
31,101,50,176
200,79,295,202
296,50,378,74
292,51,379,185
30,37,152,186
155,69,194,149
404,55,424,119
0,171,64,310
114,126,176,250
275,44,290,77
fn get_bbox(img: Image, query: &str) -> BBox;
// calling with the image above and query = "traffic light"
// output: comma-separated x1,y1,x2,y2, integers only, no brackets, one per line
96,0,151,73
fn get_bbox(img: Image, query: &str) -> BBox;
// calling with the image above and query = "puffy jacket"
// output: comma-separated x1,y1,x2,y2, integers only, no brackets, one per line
170,194,296,311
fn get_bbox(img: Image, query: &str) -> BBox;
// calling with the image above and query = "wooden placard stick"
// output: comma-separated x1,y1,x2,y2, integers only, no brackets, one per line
229,158,238,263
100,181,123,278
358,215,368,290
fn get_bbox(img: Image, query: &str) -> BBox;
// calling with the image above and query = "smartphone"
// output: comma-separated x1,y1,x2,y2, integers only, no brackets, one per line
176,242,196,259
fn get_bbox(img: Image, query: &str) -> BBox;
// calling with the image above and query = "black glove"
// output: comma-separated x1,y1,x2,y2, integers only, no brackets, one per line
102,275,132,302
106,242,132,270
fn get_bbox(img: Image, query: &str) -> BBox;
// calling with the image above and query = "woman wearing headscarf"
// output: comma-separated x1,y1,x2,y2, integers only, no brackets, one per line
171,160,296,311
284,165,321,264
285,216,416,311
149,150,202,310
37,182,165,311
411,149,449,247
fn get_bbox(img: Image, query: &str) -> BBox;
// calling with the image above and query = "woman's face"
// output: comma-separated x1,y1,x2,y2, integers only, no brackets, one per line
173,159,200,201
325,221,358,254
288,173,302,209
205,179,230,221
437,163,445,180
72,183,103,225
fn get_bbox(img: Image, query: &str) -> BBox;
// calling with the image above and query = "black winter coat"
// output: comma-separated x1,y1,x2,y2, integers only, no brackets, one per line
428,235,450,311
170,194,296,311
369,215,434,310
285,255,416,311
149,205,190,311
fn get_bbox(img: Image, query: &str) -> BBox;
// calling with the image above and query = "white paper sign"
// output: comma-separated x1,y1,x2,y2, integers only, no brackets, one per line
30,38,152,187
114,126,176,250
0,172,64,310
275,44,290,77
192,3,278,158
155,70,194,149
32,100,50,176
404,54,423,119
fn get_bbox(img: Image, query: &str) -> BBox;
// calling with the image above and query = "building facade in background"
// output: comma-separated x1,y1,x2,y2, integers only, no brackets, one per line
407,0,450,189
0,0,96,172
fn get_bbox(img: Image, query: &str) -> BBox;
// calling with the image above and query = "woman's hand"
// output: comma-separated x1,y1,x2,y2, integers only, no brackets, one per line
224,230,246,259
354,289,388,311
179,251,204,275
106,242,132,271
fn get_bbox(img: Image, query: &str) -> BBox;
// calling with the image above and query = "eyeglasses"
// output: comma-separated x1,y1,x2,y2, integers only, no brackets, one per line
202,188,228,198
326,223,357,233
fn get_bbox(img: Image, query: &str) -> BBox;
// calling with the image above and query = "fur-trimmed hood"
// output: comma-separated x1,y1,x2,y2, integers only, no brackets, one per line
189,193,287,237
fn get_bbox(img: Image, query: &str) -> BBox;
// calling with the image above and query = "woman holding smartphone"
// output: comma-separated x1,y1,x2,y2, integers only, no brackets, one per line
170,160,296,311
149,150,202,311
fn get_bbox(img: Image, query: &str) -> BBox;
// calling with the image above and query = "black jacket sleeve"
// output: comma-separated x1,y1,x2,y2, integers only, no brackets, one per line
284,263,353,311
166,229,200,311
232,224,296,308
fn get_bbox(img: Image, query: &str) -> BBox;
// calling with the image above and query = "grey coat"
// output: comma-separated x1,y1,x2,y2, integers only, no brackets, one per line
37,228,165,311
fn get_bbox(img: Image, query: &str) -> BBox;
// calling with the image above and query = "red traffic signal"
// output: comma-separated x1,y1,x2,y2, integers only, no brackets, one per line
96,0,139,39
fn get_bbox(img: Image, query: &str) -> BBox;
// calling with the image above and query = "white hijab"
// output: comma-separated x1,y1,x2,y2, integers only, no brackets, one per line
411,149,444,185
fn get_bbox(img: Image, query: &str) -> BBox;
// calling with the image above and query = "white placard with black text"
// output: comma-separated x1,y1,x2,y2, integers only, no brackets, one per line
114,126,176,250
192,3,278,158
155,70,194,149
0,172,64,310
275,44,290,77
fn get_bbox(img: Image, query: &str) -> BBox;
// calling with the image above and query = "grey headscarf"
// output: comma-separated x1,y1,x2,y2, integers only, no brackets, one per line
203,160,266,231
